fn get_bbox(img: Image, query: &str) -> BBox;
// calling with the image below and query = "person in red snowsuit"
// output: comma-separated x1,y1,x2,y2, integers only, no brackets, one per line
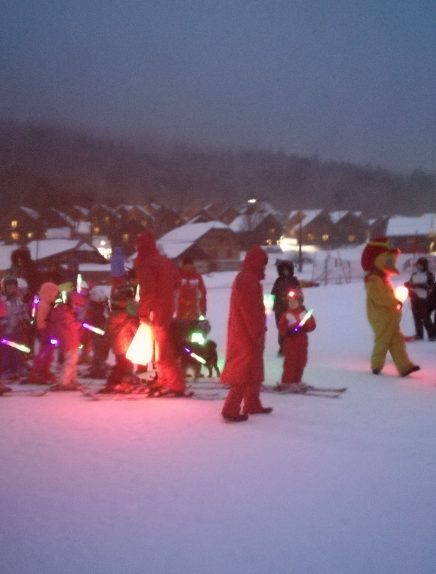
221,245,272,422
277,289,316,390
175,257,207,320
48,291,87,390
134,231,185,396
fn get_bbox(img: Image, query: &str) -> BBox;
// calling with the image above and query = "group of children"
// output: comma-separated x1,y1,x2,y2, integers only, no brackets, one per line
0,255,317,396
0,274,140,394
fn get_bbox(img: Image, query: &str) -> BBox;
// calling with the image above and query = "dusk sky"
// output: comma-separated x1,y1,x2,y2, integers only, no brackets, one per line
1,1,435,173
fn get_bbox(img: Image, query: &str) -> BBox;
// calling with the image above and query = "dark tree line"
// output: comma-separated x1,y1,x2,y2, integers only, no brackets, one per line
0,119,435,216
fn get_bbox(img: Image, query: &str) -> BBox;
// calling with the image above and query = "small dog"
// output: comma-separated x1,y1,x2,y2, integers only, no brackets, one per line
181,340,220,380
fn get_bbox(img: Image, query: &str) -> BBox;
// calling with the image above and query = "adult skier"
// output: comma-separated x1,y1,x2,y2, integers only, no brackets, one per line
135,231,186,396
221,245,272,422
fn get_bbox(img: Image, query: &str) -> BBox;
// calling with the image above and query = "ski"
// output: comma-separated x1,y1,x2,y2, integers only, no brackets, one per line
261,384,347,398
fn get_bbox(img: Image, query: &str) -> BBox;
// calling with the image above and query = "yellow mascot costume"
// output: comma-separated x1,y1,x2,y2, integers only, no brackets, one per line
361,238,420,377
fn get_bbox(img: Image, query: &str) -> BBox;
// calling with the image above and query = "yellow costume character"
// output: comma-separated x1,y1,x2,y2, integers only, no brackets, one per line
361,238,420,377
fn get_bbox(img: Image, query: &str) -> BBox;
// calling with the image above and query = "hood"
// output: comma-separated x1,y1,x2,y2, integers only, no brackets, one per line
275,259,295,277
39,282,59,304
243,245,268,280
361,238,400,272
135,231,158,258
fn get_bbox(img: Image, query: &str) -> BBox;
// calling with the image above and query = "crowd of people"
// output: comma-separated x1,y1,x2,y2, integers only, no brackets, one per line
0,236,434,422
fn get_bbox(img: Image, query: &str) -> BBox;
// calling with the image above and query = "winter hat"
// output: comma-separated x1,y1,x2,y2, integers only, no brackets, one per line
361,238,399,272
276,259,295,276
135,231,158,258
39,282,60,304
243,245,268,279
287,288,304,302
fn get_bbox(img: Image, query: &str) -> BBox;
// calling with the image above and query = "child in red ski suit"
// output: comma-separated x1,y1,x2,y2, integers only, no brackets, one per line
49,291,87,390
175,257,207,321
277,289,316,392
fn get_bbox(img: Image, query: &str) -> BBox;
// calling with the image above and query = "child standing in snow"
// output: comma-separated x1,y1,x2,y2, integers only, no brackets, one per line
276,289,316,392
0,276,30,381
48,290,87,390
27,282,59,385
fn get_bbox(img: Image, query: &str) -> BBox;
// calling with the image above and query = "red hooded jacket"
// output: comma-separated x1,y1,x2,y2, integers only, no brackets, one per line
175,267,207,320
221,246,268,386
134,232,179,327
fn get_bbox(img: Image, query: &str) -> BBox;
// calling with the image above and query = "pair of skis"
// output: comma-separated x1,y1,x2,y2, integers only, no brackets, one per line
262,384,347,399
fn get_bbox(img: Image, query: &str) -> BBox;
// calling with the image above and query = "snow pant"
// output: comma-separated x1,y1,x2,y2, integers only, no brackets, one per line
281,333,308,384
0,343,24,376
58,349,79,387
107,354,133,386
411,297,433,339
222,382,264,417
369,315,415,375
154,324,185,393
29,331,56,382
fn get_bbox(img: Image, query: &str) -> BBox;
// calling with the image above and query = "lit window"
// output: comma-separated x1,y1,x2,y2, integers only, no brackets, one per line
93,226,101,234
322,234,329,241
11,232,19,241
11,220,18,229
123,233,129,241
348,234,356,242
27,232,34,239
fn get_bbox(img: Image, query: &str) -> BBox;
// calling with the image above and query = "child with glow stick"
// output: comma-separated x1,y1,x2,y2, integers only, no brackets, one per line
276,289,316,392
0,276,30,382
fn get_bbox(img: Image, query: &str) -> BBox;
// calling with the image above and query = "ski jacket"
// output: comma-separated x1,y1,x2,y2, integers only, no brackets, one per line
175,268,207,320
2,294,29,337
49,303,81,353
405,270,435,301
278,307,316,337
36,282,59,331
135,232,180,328
221,246,268,386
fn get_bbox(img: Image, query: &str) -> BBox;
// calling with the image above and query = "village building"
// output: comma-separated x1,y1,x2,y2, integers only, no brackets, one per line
385,214,436,254
285,209,336,248
157,221,241,272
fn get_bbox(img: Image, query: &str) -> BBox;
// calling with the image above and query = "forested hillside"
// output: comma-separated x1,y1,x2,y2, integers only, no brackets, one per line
1,120,435,216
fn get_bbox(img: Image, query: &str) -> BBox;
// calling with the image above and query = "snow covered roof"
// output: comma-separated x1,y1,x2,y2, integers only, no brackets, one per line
51,208,75,226
229,210,276,232
159,242,193,259
76,220,91,234
329,211,348,224
25,239,96,260
20,206,40,220
45,227,72,240
386,214,436,237
159,221,229,243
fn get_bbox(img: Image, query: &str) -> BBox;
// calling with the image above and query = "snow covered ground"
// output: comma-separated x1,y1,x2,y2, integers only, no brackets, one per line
2,262,436,574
